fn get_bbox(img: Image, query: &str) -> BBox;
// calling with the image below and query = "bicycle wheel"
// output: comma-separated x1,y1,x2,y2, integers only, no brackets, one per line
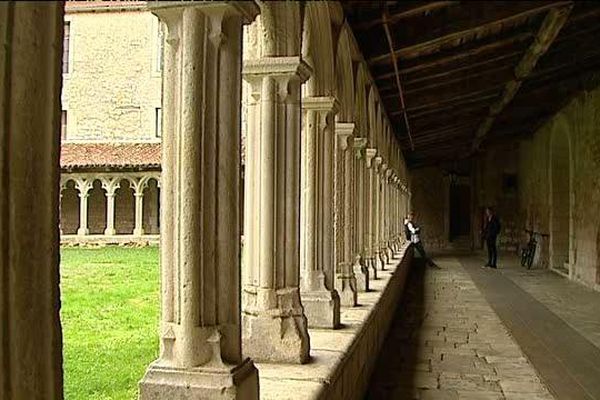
521,249,528,267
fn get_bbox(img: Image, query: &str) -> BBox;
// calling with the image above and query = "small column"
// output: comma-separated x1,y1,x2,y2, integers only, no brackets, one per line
102,178,120,236
379,163,389,266
373,156,383,270
385,168,394,260
352,137,369,292
133,183,146,236
242,13,311,362
300,97,340,329
139,3,259,399
334,123,358,307
365,148,378,280
75,179,92,236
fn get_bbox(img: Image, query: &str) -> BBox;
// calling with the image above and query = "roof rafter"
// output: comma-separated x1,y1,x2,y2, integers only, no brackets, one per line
472,4,574,151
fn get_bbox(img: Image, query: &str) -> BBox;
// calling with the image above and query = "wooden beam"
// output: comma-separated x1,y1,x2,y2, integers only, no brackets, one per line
410,102,490,120
382,7,414,150
368,1,571,66
402,51,522,87
375,31,532,80
390,85,502,114
472,5,573,151
354,1,457,31
404,63,514,95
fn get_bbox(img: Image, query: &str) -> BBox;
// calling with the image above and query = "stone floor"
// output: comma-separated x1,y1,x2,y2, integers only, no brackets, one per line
366,254,555,400
462,253,600,400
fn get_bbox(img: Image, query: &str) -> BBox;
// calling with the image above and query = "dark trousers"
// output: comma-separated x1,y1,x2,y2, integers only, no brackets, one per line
486,237,497,268
413,241,433,266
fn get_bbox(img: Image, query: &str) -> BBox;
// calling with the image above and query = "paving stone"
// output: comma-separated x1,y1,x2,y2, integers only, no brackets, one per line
366,256,555,400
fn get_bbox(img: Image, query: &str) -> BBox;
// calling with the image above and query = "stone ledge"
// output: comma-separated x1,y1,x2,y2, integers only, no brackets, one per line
61,234,159,246
257,243,414,400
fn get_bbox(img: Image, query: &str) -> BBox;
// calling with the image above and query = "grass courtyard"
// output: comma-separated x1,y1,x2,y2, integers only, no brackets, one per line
60,246,159,400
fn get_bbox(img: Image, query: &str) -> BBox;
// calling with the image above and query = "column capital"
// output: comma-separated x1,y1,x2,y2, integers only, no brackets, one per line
150,1,259,25
380,163,388,173
373,156,383,167
335,122,355,151
352,137,367,159
385,168,393,178
302,96,339,114
365,148,377,168
243,56,311,86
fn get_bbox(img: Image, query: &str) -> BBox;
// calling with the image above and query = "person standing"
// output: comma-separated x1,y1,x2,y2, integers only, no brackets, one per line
406,212,435,267
482,207,501,268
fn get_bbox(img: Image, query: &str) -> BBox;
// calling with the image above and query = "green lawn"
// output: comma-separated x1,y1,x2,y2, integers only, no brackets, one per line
60,246,160,400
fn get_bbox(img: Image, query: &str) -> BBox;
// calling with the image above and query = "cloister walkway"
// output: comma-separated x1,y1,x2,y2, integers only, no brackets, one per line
367,252,600,400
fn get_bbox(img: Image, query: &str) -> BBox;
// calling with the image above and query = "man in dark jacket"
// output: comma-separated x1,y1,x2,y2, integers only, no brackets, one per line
482,207,501,268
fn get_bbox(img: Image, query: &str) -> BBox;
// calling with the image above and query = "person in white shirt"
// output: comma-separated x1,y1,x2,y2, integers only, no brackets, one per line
406,212,435,267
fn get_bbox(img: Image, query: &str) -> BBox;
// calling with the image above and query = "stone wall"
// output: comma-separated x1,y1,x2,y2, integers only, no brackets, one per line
518,85,600,290
473,142,521,252
62,9,162,141
411,167,448,250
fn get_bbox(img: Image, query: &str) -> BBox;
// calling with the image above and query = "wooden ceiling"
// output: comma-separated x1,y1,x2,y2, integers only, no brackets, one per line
343,1,600,168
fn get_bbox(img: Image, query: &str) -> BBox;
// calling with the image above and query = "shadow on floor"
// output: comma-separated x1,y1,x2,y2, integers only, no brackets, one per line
365,257,427,399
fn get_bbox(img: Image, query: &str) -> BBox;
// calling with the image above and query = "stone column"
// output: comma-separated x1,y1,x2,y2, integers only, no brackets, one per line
334,123,358,307
133,186,145,237
300,97,340,329
373,156,383,270
102,178,120,236
242,20,311,362
352,137,369,292
383,168,393,260
365,148,378,280
139,3,259,399
379,163,389,266
0,2,64,399
75,179,92,236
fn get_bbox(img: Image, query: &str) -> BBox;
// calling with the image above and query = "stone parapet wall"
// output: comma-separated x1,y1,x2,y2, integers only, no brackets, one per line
257,243,414,399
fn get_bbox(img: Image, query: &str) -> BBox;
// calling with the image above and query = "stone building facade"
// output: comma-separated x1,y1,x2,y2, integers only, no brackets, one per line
60,2,162,242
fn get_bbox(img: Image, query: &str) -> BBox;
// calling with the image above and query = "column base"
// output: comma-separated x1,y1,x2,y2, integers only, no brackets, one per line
77,228,89,236
302,289,340,329
134,228,145,236
242,287,310,364
366,256,378,280
379,246,389,266
353,255,369,292
336,263,357,307
374,251,385,271
104,228,116,236
139,358,258,400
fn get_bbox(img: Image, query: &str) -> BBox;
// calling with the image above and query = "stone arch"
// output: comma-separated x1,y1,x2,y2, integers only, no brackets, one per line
115,178,135,234
88,178,107,235
549,116,574,274
143,177,160,235
60,179,79,235
302,2,335,96
354,63,369,138
334,25,354,122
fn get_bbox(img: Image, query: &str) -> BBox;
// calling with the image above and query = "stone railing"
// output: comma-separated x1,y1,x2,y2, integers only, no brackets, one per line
257,242,414,399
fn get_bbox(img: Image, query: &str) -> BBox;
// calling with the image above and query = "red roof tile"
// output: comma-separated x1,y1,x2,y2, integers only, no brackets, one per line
61,142,161,170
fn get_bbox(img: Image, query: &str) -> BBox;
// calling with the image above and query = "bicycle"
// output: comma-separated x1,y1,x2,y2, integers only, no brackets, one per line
520,229,549,269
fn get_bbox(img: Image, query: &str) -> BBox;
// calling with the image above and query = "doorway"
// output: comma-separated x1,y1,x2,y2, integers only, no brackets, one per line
449,182,471,241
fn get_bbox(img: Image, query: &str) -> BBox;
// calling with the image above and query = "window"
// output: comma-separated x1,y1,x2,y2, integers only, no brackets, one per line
62,22,70,74
155,108,162,138
154,22,164,72
61,111,67,140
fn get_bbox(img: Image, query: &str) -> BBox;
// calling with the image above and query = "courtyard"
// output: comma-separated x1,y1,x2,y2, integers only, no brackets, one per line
60,246,159,400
